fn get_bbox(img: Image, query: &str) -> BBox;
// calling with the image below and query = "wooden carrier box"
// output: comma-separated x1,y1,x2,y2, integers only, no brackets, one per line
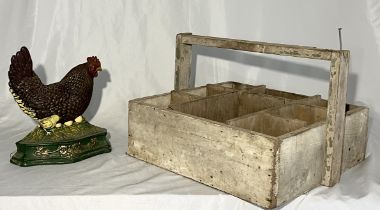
127,34,369,208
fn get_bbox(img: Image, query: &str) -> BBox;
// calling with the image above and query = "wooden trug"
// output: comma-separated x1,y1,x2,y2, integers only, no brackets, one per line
128,34,368,208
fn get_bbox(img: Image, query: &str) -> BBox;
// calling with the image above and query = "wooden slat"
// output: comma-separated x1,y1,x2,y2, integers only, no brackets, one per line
277,123,326,205
174,33,192,90
180,34,345,61
128,102,276,208
321,51,349,186
342,108,369,171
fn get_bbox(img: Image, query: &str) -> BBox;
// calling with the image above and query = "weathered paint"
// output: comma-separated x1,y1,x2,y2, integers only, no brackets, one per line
128,34,367,208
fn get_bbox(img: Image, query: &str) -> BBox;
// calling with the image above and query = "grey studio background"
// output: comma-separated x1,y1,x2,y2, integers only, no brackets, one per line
0,1,379,209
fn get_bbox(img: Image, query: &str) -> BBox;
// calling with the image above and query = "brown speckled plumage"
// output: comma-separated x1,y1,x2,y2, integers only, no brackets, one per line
8,47,101,123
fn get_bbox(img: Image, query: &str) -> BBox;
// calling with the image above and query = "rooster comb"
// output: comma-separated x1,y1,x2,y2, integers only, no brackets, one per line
87,56,101,68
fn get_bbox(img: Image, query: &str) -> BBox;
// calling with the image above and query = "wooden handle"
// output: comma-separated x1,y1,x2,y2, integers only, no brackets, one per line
174,33,349,186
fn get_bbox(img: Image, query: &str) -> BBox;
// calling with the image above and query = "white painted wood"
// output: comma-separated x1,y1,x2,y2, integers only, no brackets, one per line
175,33,193,90
180,34,337,60
128,82,368,208
342,107,369,171
128,101,277,208
322,51,349,186
277,123,326,206
227,112,307,137
131,33,366,208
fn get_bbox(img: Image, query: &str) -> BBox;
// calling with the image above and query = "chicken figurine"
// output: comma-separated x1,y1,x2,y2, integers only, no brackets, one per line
8,47,111,167
8,47,101,130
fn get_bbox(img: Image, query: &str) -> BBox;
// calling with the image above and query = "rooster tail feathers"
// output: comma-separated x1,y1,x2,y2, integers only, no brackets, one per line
8,46,35,86
8,47,42,120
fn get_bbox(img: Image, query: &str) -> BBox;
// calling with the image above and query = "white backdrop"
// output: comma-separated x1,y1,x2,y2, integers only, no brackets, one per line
0,0,379,209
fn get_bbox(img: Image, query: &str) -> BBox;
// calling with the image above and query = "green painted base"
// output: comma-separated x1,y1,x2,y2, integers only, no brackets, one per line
10,121,111,167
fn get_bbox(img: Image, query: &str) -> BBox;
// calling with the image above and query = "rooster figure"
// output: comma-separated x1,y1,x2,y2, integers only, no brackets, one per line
8,47,102,130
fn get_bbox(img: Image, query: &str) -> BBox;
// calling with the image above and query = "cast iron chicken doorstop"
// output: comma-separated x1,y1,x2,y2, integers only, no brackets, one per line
8,47,111,166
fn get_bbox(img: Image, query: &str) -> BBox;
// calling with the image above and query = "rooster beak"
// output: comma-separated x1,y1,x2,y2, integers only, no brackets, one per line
96,67,102,72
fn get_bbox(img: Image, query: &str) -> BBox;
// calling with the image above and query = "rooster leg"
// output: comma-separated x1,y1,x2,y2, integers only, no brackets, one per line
74,116,84,123
39,115,60,130
64,121,73,126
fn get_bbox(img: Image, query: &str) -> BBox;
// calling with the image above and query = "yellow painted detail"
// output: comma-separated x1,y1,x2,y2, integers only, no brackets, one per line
11,91,38,119
40,115,60,129
64,121,73,126
74,116,84,123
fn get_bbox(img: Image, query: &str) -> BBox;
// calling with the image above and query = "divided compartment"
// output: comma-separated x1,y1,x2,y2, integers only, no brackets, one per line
265,103,327,125
129,84,250,109
264,88,309,100
182,84,241,97
217,81,309,101
168,92,286,123
293,97,361,115
132,82,327,138
226,112,307,137
226,104,327,137
183,82,266,97
132,91,201,108
135,85,240,108
182,84,235,97
136,82,311,110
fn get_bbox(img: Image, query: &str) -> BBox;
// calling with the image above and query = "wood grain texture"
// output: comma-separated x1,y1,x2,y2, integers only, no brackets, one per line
127,82,368,208
322,51,349,186
277,123,326,205
342,107,369,171
131,33,367,208
173,35,350,187
131,93,172,108
128,101,277,208
169,92,239,122
206,84,236,96
266,104,326,125
175,33,193,90
238,93,285,116
218,81,264,91
265,88,309,100
227,112,307,137
182,86,208,97
170,91,202,105
180,34,345,61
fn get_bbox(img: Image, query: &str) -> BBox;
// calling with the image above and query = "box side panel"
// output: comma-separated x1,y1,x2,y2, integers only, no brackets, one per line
277,124,326,205
342,108,369,171
128,102,276,208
